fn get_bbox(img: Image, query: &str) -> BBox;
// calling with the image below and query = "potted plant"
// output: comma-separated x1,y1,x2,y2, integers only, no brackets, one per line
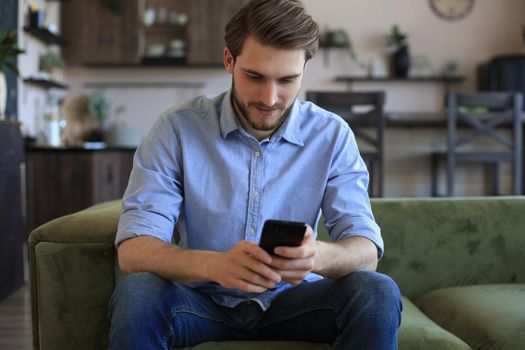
386,24,410,77
39,50,66,82
0,29,24,119
321,29,368,72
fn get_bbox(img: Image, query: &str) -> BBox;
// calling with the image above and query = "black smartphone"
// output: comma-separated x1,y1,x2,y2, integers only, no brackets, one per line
259,220,307,255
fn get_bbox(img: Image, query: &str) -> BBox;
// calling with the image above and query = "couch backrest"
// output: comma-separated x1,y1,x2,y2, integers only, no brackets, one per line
369,196,525,299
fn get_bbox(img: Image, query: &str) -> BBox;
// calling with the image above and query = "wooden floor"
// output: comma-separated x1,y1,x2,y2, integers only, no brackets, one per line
0,284,32,350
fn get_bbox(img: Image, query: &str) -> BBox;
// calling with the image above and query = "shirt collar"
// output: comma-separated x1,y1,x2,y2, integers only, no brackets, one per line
219,89,304,147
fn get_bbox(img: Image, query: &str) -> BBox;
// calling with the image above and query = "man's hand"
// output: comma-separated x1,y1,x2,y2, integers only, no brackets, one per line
209,241,282,293
268,225,317,285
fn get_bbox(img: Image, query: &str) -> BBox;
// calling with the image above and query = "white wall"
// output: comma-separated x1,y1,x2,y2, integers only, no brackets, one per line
18,0,525,196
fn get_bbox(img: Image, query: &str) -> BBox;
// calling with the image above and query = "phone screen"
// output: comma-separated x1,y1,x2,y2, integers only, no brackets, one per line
259,220,307,254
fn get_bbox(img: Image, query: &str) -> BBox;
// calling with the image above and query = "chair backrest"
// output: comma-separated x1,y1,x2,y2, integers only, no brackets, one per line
446,91,523,193
306,91,386,197
306,91,385,151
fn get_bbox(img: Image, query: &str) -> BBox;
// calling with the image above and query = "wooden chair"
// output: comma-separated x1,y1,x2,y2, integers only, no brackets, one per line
306,91,386,197
430,92,523,196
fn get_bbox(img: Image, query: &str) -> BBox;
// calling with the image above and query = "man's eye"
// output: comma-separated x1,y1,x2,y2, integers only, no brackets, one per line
279,78,293,84
247,74,262,81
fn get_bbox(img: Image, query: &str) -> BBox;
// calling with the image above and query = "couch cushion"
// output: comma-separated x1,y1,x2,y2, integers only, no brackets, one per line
415,284,525,350
397,297,471,350
177,297,470,350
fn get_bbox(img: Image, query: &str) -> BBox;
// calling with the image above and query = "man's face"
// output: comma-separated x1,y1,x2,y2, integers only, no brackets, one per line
224,36,306,140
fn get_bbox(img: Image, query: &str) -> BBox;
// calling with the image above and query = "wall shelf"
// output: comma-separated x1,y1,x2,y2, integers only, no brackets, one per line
23,26,64,45
23,78,69,90
335,75,465,83
335,75,465,92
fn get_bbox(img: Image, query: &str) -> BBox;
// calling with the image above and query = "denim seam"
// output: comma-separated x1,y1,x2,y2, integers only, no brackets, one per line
167,306,224,324
258,305,339,329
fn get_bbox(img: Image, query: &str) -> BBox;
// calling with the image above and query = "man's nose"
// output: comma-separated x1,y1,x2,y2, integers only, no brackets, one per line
258,82,278,107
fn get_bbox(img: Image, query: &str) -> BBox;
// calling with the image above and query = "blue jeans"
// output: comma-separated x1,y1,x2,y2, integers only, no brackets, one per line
108,270,402,349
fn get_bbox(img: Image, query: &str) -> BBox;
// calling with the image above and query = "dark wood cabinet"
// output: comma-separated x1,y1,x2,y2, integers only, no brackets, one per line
26,148,135,233
0,122,25,301
187,0,249,64
62,0,248,66
62,0,140,65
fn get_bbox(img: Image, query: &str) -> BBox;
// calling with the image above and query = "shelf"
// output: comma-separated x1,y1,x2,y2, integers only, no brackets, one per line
23,78,69,90
141,56,187,66
335,75,465,83
23,26,64,45
83,81,204,90
141,24,187,32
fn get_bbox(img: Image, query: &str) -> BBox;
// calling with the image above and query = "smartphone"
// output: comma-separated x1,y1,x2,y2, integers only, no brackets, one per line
259,220,307,255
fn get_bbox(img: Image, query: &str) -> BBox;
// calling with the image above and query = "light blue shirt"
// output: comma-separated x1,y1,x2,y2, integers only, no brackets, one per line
116,90,382,310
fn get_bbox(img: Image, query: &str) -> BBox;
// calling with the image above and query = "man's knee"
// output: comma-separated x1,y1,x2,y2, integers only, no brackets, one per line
339,270,402,321
109,272,172,326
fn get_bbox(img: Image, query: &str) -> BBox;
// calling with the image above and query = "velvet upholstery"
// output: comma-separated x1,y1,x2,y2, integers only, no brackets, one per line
415,284,525,350
28,196,525,350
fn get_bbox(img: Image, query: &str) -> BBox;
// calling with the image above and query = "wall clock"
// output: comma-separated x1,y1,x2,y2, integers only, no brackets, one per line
429,0,475,21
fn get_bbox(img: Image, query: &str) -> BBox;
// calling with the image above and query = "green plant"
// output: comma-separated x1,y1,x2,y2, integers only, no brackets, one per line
386,25,408,51
0,29,24,75
88,90,110,125
39,51,66,72
324,30,367,70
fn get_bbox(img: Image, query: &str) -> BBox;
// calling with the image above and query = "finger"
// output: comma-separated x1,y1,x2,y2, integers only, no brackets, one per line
302,225,314,243
274,244,315,259
270,256,314,271
240,241,273,265
234,279,268,293
236,266,278,289
235,247,281,283
278,270,308,285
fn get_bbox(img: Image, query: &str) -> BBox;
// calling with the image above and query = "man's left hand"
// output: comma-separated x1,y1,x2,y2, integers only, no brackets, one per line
268,225,317,285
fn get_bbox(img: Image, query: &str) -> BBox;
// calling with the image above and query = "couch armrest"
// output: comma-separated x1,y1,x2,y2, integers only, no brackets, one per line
28,200,121,245
29,200,121,350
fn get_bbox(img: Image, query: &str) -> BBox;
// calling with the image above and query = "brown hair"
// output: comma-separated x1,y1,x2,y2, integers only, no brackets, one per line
224,0,319,62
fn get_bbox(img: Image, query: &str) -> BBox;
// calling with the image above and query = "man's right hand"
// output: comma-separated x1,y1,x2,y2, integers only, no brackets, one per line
209,240,282,293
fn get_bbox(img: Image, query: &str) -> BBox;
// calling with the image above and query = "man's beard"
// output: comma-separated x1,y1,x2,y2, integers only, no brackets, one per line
231,81,294,132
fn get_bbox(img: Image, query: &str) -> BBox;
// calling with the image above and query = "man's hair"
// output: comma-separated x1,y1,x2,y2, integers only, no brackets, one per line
224,0,319,62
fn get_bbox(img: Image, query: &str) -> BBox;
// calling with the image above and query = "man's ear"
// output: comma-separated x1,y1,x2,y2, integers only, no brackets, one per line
224,47,234,74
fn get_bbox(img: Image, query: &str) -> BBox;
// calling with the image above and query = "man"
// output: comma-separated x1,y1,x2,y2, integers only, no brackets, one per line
109,0,402,349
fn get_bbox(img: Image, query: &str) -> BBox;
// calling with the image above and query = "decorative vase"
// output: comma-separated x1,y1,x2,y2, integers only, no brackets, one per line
0,71,6,119
392,47,410,78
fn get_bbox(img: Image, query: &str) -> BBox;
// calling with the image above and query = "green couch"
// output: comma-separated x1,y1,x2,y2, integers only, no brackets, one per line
29,197,525,350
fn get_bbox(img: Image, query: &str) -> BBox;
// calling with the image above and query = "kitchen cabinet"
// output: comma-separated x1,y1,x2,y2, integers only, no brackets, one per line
26,148,135,233
62,0,140,65
187,0,250,64
62,0,248,66
0,122,25,301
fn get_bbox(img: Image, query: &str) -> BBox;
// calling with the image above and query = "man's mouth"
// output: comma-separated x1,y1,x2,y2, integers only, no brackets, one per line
254,105,279,116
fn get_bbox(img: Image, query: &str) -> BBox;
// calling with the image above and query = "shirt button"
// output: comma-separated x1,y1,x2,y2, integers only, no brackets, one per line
250,228,255,234
254,151,260,157
253,191,259,197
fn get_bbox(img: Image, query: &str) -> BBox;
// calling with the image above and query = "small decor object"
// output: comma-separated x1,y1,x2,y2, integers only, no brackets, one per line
39,50,66,82
88,90,110,129
61,94,102,146
429,0,475,22
386,25,410,78
320,29,368,71
411,55,432,77
27,3,44,28
441,60,458,76
0,29,24,119
41,97,63,147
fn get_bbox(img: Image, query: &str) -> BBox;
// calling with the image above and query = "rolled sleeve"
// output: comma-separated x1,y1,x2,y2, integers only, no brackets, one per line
115,113,184,247
321,123,384,258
